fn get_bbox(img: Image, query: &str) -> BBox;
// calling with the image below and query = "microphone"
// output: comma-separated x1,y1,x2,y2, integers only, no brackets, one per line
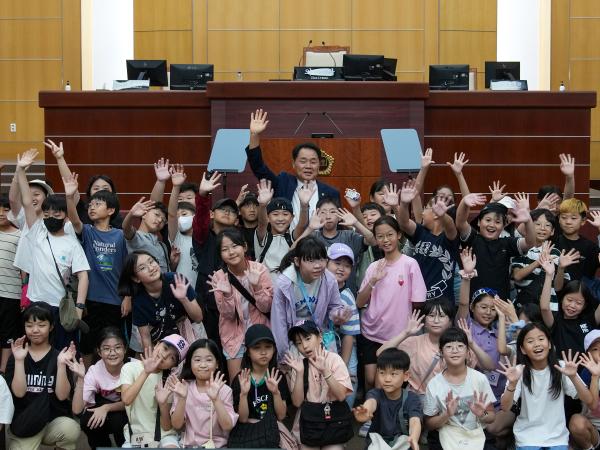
294,112,311,135
321,41,337,67
322,112,343,135
298,40,313,66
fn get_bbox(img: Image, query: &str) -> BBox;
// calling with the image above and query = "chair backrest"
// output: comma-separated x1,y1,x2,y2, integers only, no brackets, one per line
303,45,350,67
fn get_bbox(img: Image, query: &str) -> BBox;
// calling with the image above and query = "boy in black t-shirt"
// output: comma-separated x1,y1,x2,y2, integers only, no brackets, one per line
455,194,536,299
353,348,422,449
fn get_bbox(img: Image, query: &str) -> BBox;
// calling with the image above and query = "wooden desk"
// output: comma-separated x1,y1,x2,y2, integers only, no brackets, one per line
39,84,595,207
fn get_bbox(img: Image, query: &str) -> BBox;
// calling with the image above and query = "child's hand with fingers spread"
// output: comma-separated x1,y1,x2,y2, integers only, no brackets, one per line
421,148,435,169
207,371,227,401
579,352,600,377
405,309,425,336
382,184,399,207
555,349,580,378
488,181,506,202
559,249,580,268
463,193,486,208
498,355,524,384
283,352,304,373
266,368,283,395
446,151,469,175
459,247,477,274
400,179,419,204
238,368,251,395
154,157,171,182
170,163,187,186
199,171,222,195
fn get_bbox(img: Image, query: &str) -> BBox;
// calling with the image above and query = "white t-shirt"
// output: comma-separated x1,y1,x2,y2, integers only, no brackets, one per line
16,219,89,307
172,232,197,288
423,367,496,431
254,230,292,284
510,362,579,447
0,376,14,424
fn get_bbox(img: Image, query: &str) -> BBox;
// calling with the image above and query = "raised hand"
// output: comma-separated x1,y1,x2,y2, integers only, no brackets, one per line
445,390,459,417
498,355,524,384
579,353,600,377
404,310,425,336
308,211,324,230
336,208,358,227
11,336,29,361
446,152,469,175
141,346,161,374
432,197,451,217
421,148,435,169
44,139,64,159
559,153,575,177
512,192,529,212
244,264,263,287
155,376,171,405
298,181,316,206
308,345,327,374
509,204,532,224
170,273,190,301
207,271,232,296
57,341,77,366
400,179,419,204
283,352,304,373
170,163,187,186
170,244,181,269
369,259,388,287
250,109,269,135
488,181,506,202
353,404,374,422
199,171,222,195
62,172,79,197
154,157,171,182
66,356,86,379
129,197,155,218
467,391,491,418
459,247,477,274
16,149,39,170
167,373,188,398
555,349,580,377
538,249,556,276
493,296,518,323
559,249,581,269
538,192,561,211
256,179,274,206
207,371,226,401
266,368,283,394
462,193,486,208
86,404,109,429
588,211,600,230
238,368,251,395
457,318,473,344
344,188,361,209
382,183,399,207
235,184,250,206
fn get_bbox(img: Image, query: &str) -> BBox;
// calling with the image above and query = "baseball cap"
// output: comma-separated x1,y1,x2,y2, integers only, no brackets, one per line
29,179,54,196
212,198,239,213
160,334,190,363
327,243,355,264
267,197,293,215
288,319,320,341
584,330,600,351
497,196,517,210
239,193,259,208
245,324,275,348
477,202,508,220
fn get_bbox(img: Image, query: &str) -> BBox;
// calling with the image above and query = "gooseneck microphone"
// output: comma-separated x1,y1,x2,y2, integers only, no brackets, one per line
298,40,313,66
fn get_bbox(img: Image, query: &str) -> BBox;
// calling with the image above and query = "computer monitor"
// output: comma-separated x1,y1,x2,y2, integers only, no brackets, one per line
485,61,520,88
342,54,385,81
170,64,214,90
126,60,168,87
428,64,469,90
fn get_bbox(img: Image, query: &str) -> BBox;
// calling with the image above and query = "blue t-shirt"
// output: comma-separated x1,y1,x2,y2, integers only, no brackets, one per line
81,224,127,306
132,272,197,343
408,223,458,301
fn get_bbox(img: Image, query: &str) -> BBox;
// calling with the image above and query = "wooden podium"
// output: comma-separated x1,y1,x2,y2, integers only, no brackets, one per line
39,83,595,207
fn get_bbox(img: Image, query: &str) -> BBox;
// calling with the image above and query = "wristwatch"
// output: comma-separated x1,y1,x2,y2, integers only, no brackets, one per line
75,303,85,310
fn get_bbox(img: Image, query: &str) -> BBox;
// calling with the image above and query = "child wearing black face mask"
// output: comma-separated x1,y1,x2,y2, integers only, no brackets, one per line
13,149,90,351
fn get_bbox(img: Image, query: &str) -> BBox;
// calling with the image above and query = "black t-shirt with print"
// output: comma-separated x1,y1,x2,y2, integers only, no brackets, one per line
461,227,521,299
5,348,73,435
551,311,598,355
231,372,290,420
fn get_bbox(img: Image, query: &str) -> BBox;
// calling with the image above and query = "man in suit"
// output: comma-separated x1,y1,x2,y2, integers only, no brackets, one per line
245,109,340,230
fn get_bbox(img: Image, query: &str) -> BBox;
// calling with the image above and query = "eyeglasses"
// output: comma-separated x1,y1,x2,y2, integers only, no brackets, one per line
100,345,125,354
442,343,467,353
534,222,553,230
135,259,159,273
375,232,397,242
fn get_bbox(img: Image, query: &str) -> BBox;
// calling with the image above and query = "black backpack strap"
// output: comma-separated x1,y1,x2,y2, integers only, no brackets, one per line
223,266,271,320
302,357,309,398
258,225,274,263
283,231,294,247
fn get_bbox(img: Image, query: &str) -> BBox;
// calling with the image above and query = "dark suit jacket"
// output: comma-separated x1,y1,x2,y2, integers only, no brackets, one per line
245,145,341,203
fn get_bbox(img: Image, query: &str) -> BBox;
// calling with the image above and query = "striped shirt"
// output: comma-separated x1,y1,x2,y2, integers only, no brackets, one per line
0,228,21,299
339,287,360,336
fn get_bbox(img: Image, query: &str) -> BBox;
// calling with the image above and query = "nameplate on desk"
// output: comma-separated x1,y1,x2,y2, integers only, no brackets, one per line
112,79,150,90
489,80,528,91
294,66,343,81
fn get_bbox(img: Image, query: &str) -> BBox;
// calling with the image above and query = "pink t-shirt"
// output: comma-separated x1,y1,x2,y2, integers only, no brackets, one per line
360,255,426,343
171,380,239,448
83,359,122,405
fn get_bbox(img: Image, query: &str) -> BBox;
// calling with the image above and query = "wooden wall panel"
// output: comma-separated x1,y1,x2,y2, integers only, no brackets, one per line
208,31,279,72
192,0,208,63
280,0,351,29
134,0,192,31
352,0,423,29
279,31,352,70
1,0,80,162
440,0,496,31
207,0,278,29
351,31,424,71
439,30,496,73
135,31,193,65
571,0,600,16
570,19,600,59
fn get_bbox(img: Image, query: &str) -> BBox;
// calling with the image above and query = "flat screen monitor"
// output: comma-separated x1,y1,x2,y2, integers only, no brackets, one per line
170,64,214,90
485,61,520,88
342,54,384,81
428,64,470,90
126,60,168,86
